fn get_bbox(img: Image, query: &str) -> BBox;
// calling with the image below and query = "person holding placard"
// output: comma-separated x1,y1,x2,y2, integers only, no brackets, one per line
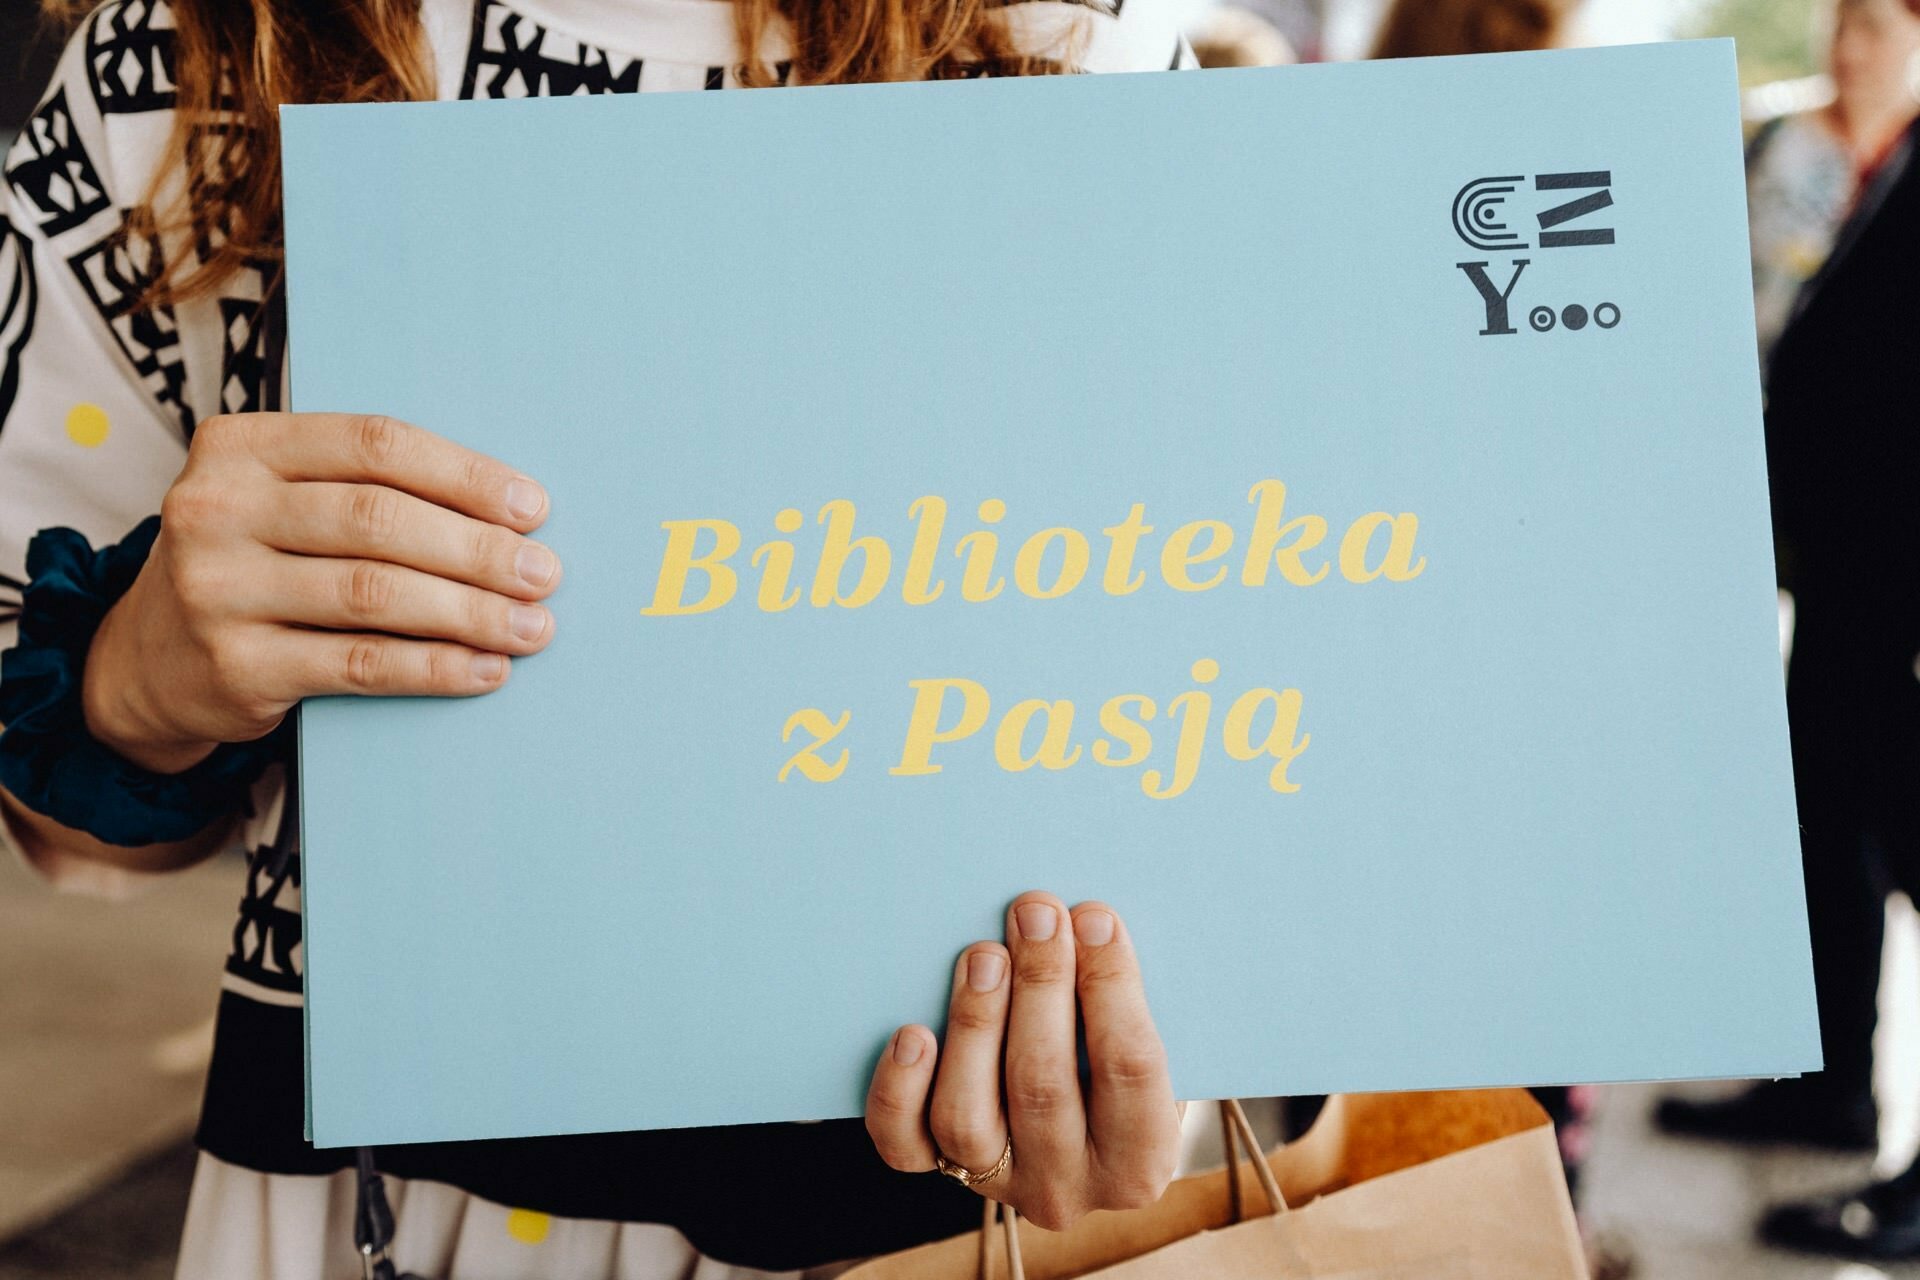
0,2,1201,1275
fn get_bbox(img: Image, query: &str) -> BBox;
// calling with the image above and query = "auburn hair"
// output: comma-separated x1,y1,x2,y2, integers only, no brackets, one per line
40,0,1070,307
1369,0,1569,60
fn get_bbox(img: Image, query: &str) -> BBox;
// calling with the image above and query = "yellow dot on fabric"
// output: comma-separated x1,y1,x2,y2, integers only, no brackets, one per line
505,1209,551,1245
65,403,110,448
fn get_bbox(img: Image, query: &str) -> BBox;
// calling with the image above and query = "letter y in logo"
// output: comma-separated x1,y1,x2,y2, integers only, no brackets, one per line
1456,259,1529,336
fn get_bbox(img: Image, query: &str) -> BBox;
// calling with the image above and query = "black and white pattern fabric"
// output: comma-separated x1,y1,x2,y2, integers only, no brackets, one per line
86,0,179,114
461,0,648,96
7,88,114,238
226,825,303,1002
67,215,195,435
0,216,34,433
0,0,1198,1275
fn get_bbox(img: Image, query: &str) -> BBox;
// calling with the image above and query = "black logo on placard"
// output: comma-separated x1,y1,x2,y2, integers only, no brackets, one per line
1453,170,1619,336
1450,176,1527,252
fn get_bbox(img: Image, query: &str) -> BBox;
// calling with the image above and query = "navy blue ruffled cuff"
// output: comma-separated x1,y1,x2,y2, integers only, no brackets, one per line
0,517,288,846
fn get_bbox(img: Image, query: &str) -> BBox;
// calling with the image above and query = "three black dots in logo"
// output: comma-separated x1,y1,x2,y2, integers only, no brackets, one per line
1529,301,1622,333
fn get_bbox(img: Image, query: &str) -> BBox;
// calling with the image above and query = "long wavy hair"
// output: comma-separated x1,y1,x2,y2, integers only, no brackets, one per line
39,0,1068,306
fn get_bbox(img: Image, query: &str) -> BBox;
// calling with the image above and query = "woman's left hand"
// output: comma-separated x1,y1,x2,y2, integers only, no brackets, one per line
864,891,1181,1231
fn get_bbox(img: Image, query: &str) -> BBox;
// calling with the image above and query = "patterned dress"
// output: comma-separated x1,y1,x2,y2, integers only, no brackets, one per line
0,1,1197,1275
1745,111,1854,364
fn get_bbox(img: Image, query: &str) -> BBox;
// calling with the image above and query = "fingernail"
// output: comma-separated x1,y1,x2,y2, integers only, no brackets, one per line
1015,902,1057,942
516,542,558,588
967,951,1006,993
1074,910,1116,947
472,653,507,682
893,1029,925,1066
506,477,545,521
509,605,548,642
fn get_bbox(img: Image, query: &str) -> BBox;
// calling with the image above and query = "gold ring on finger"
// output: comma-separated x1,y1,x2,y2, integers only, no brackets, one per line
934,1139,1012,1190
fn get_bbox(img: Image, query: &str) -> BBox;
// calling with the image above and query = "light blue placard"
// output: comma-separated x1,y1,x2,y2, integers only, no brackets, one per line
282,40,1819,1147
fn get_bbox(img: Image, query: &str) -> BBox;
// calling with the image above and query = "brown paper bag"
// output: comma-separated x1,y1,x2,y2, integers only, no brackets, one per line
842,1090,1588,1280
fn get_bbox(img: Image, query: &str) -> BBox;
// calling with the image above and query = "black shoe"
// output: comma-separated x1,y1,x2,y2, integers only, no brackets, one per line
1653,1081,1878,1153
1762,1168,1920,1259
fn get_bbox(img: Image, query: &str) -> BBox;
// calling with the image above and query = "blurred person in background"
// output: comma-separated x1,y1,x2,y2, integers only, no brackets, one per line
1659,0,1920,1261
1745,0,1920,361
1369,0,1574,59
1188,6,1298,68
1657,0,1920,1167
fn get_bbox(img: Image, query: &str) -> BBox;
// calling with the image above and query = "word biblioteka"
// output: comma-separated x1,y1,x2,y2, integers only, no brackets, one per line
640,479,1428,617
638,479,1432,801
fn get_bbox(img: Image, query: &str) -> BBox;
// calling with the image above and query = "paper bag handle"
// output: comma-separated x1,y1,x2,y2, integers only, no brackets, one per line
979,1199,1026,1280
974,1100,1289,1280
1220,1097,1289,1221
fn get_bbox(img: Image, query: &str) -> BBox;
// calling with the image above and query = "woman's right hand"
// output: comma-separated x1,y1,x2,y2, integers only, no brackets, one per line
83,412,561,774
